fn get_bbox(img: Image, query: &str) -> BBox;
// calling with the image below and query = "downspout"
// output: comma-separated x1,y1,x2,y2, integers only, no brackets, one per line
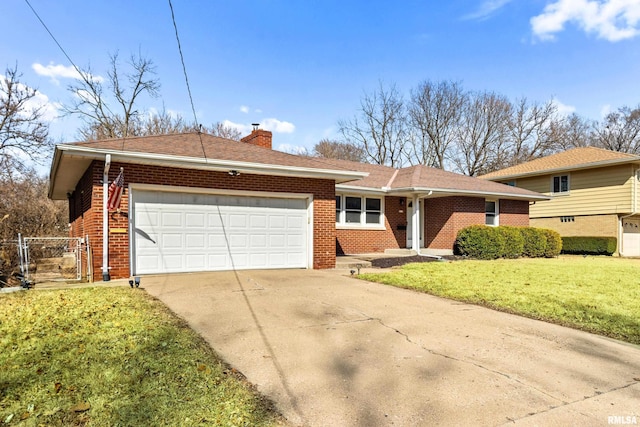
102,154,111,281
619,166,639,257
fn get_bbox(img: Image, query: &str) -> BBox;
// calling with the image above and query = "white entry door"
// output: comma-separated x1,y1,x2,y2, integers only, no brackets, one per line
406,199,424,249
622,219,640,257
131,190,309,275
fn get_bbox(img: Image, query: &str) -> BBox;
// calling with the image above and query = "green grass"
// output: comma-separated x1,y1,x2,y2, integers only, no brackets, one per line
0,287,285,426
360,256,640,345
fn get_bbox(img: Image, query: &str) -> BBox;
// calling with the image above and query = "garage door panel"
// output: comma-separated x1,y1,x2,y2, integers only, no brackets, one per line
186,234,205,249
269,215,286,228
133,190,309,274
161,212,182,227
162,234,183,249
250,234,267,247
186,254,206,269
185,213,205,228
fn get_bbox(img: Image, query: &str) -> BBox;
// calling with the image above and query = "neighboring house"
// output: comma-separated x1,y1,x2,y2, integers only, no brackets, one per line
48,130,546,281
480,147,640,256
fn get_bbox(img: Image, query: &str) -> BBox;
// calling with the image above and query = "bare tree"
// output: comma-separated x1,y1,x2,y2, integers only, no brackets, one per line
408,80,466,169
0,169,67,240
507,98,559,166
339,82,407,167
313,139,365,162
0,65,52,175
452,91,512,176
592,106,640,153
65,52,160,140
134,108,193,135
206,121,243,140
550,113,594,150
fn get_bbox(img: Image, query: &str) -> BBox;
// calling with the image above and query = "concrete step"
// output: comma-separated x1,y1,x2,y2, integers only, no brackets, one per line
335,257,372,270
384,249,417,255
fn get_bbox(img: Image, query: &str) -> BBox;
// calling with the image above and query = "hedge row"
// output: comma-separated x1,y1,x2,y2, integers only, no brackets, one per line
454,226,562,260
561,236,616,256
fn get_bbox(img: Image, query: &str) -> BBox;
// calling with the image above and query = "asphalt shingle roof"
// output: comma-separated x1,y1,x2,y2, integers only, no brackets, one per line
60,132,544,199
69,132,360,172
314,158,543,198
480,147,640,180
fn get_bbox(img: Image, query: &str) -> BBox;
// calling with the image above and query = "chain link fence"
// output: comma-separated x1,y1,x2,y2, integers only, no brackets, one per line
0,237,83,286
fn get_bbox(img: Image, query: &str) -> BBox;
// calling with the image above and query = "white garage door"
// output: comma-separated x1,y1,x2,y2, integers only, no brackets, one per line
622,219,640,257
132,190,309,275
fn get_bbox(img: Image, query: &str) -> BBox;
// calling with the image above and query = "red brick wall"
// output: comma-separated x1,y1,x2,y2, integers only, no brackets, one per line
425,197,485,249
336,197,406,254
499,199,530,226
69,161,335,281
424,197,529,250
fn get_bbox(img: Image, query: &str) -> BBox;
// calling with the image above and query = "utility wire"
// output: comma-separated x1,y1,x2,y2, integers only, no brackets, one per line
24,0,123,150
24,0,83,81
168,0,207,160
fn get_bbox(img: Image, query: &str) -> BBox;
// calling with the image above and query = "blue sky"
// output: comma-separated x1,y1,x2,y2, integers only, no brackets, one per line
3,0,640,154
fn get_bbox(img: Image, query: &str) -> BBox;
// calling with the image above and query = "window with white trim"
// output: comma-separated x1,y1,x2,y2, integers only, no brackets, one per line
552,174,569,194
336,194,384,227
485,200,498,226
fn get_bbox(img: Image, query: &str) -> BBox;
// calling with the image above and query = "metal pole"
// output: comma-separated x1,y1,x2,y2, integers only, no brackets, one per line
102,154,111,281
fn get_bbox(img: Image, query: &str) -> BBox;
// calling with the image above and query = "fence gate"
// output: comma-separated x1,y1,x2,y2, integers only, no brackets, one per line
23,237,82,283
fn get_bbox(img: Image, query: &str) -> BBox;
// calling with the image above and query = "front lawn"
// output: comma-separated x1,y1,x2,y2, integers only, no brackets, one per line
360,257,640,345
0,287,285,426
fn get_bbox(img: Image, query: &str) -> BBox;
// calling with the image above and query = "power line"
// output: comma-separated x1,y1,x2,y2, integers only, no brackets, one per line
23,0,83,80
167,0,207,160
23,0,122,147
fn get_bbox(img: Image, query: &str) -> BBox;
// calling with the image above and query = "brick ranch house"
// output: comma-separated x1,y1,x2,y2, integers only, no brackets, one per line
48,130,547,281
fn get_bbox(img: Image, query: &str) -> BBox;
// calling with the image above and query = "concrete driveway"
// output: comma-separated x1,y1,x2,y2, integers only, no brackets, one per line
143,269,640,426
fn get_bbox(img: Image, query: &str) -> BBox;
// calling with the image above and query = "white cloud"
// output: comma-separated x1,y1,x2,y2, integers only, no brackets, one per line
222,118,296,135
463,0,513,21
0,75,61,121
32,62,104,84
552,97,576,116
222,120,252,135
600,103,612,117
239,105,249,113
261,118,295,133
277,143,309,155
531,0,640,42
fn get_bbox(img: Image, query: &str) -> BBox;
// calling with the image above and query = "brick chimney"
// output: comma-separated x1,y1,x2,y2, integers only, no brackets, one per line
241,125,272,149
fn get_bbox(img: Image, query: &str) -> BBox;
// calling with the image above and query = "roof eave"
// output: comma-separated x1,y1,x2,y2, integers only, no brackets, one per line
334,182,550,201
387,186,550,201
482,157,640,181
54,144,367,182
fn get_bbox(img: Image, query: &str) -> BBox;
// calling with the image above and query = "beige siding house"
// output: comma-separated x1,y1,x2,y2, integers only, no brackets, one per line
480,147,640,256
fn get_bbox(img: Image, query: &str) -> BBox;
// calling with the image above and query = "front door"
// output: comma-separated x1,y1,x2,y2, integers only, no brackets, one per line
406,200,424,249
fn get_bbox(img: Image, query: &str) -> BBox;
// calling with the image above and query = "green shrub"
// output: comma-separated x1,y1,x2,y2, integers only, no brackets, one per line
454,225,505,260
541,228,562,257
561,236,616,255
455,226,561,259
521,227,546,258
497,226,525,258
